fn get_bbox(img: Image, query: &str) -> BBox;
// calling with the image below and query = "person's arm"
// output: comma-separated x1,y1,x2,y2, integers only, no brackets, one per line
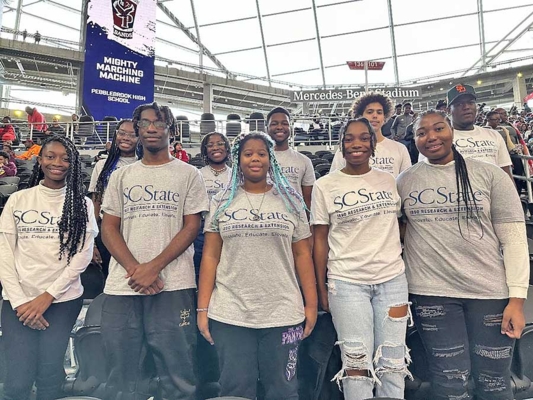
183,152,190,163
16,150,31,160
493,222,529,339
292,238,317,338
0,232,30,309
197,231,223,345
502,165,514,182
302,186,313,214
126,213,202,293
101,213,139,274
313,225,330,312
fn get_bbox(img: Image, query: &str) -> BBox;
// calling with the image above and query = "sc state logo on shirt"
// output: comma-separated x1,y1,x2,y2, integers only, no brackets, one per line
218,208,291,223
334,188,394,211
454,137,496,148
13,210,61,225
404,186,483,207
123,185,180,205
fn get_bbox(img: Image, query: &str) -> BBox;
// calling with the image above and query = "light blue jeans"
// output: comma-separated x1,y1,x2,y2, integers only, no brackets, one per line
328,273,412,400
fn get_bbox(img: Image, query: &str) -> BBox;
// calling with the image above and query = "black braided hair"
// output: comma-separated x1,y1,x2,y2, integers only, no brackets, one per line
339,117,377,158
414,110,483,239
93,119,138,203
132,102,175,136
200,132,231,165
28,135,89,264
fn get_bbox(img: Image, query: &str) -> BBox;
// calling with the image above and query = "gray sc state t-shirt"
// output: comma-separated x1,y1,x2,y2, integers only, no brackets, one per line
205,187,311,328
397,158,524,299
274,149,315,195
102,159,209,294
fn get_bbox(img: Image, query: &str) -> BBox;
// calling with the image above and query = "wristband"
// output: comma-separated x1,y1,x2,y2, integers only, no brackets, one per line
196,308,209,312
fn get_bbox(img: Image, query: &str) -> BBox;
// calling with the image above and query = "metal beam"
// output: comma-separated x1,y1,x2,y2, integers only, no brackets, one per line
156,37,198,54
386,0,399,86
157,3,232,77
42,0,79,14
311,0,326,87
13,0,23,39
462,10,533,76
477,0,487,72
189,0,203,69
255,0,271,85
481,18,533,68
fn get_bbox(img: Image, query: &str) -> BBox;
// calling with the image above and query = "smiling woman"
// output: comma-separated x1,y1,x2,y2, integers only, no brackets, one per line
398,110,530,399
0,135,98,400
197,132,317,399
311,117,411,400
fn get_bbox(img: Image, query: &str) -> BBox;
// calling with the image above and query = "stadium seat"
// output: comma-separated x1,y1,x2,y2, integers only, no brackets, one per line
201,113,216,137
0,176,20,186
247,112,266,133
226,114,242,138
315,150,332,158
314,163,331,177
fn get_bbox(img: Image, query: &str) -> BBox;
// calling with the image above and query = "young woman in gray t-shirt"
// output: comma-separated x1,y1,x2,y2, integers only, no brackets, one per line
398,110,529,400
197,132,317,399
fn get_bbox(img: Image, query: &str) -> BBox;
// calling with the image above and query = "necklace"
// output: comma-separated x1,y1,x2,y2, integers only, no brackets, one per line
243,187,267,221
209,164,227,176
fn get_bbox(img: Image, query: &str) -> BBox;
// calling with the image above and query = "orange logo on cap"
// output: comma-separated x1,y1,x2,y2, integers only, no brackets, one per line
455,84,467,93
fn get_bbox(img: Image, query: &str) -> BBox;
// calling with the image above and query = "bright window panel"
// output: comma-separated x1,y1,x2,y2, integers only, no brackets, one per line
259,0,312,15
262,9,316,45
194,0,256,26
318,0,389,37
216,48,267,78
266,40,321,76
394,14,479,57
397,47,481,82
482,5,533,42
321,28,392,69
391,0,477,24
200,18,262,55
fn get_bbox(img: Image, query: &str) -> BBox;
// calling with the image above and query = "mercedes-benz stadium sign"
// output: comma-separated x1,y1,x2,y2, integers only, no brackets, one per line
291,88,422,102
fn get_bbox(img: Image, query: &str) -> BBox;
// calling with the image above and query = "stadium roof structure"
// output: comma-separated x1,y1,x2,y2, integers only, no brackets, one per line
1,0,533,115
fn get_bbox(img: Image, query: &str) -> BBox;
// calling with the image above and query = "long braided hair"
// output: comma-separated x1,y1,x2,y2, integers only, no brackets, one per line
28,135,89,263
93,119,140,203
200,132,231,165
414,110,483,239
211,132,306,228
339,117,377,158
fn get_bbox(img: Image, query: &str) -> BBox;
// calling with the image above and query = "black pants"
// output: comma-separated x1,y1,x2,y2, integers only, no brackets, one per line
95,221,111,278
2,298,83,400
210,319,302,400
101,290,197,400
411,295,514,400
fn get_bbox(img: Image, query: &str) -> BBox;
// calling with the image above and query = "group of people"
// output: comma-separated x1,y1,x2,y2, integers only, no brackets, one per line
0,88,529,400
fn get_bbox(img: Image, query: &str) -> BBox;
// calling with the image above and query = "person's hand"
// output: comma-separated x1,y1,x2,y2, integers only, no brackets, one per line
302,305,317,339
501,299,526,339
92,246,102,268
125,262,161,293
140,277,164,295
16,293,53,328
197,311,214,345
317,283,329,313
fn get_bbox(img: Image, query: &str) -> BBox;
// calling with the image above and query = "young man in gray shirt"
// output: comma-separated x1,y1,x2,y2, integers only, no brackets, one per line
100,103,208,400
266,107,315,211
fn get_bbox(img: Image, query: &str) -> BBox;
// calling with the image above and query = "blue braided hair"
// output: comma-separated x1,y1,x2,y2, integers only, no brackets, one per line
211,131,307,228
94,119,141,202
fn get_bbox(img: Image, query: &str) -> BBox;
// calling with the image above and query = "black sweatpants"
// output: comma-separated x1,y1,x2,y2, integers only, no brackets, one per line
210,319,303,400
2,298,83,400
101,289,197,400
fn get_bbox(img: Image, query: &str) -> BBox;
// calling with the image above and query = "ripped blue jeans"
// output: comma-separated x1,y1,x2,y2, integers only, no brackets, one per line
411,295,514,400
328,273,412,400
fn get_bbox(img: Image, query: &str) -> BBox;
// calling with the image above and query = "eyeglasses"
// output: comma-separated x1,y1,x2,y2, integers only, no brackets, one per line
137,119,168,130
206,141,226,149
116,130,137,139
